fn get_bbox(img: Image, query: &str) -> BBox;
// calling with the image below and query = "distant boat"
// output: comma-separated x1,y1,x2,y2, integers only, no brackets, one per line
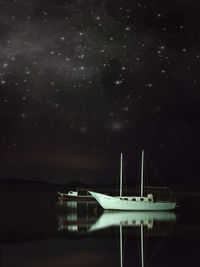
57,188,94,201
89,151,176,210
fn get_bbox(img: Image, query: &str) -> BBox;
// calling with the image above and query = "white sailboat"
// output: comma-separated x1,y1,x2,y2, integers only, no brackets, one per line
89,151,176,210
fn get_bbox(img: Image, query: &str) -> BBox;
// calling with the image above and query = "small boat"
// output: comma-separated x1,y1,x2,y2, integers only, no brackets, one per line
89,151,176,210
57,188,94,201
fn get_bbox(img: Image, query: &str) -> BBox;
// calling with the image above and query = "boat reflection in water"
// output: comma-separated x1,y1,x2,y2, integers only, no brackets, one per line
57,200,78,209
57,198,176,235
57,202,176,266
57,200,99,233
90,210,176,267
89,210,176,231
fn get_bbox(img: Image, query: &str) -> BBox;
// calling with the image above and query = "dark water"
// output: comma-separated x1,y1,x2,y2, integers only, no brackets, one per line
0,185,200,267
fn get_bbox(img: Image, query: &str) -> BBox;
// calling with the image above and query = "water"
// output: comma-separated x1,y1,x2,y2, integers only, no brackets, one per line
0,185,200,266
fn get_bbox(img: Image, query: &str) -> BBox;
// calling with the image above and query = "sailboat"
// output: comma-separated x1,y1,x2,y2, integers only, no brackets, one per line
89,151,176,210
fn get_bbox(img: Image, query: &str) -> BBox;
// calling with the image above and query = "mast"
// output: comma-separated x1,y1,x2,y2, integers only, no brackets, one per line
120,153,123,197
120,225,123,267
141,224,144,267
141,150,144,197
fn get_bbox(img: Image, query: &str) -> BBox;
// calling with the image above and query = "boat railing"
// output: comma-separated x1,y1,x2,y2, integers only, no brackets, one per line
121,186,176,202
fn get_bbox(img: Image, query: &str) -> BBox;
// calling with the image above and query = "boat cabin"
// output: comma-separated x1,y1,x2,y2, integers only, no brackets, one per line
118,193,154,203
67,191,78,196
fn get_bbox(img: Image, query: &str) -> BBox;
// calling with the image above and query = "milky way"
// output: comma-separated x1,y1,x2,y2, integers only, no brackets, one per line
0,0,199,182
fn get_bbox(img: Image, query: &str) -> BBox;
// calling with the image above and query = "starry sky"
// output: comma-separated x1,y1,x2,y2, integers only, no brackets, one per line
0,0,199,184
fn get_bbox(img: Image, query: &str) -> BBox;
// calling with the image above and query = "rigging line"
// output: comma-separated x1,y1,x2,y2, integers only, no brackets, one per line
145,152,166,187
136,157,141,194
136,227,142,262
123,160,127,196
116,153,121,195
144,227,150,266
123,229,127,264
141,226,148,267
116,164,120,195
116,227,120,259
144,157,149,194
146,235,166,267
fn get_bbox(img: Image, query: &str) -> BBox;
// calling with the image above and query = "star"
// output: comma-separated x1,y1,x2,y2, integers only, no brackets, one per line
0,0,198,186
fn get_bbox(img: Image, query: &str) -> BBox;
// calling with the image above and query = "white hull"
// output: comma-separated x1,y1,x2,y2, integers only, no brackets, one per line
89,191,176,211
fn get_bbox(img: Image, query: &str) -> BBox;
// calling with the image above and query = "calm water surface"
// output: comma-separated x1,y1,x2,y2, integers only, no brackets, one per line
0,185,200,267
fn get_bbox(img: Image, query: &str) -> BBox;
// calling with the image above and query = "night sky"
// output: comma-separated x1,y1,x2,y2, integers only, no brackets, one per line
0,0,199,185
